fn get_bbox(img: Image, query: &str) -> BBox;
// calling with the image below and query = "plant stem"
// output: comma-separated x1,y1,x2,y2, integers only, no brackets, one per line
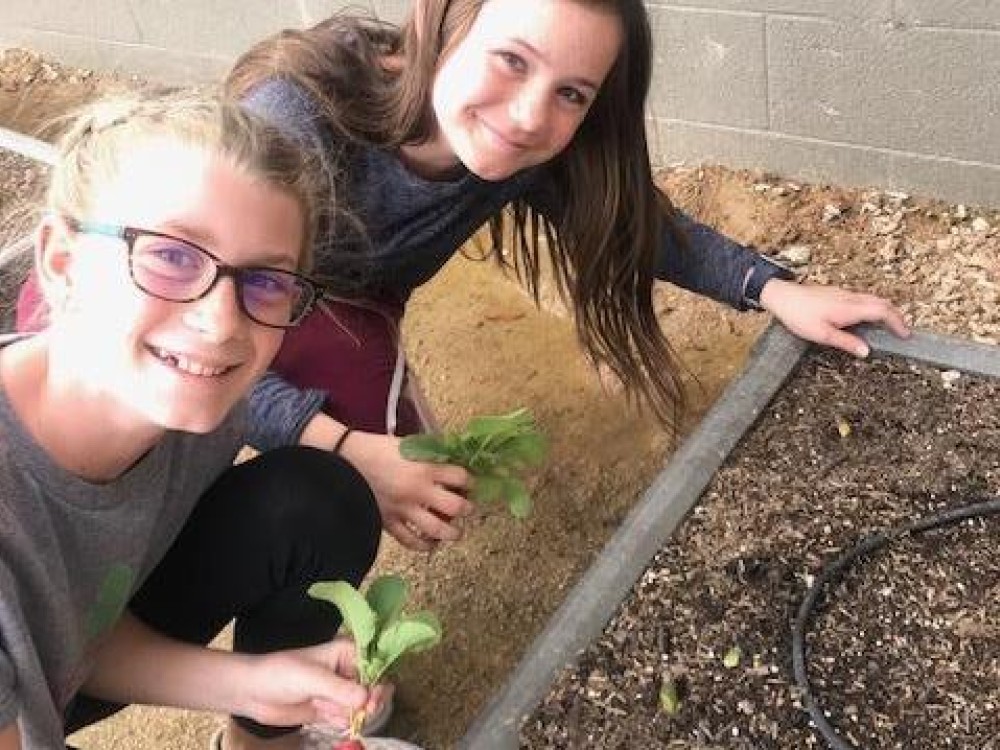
349,708,366,739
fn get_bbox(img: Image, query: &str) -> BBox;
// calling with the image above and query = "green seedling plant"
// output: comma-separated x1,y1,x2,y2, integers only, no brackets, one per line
399,407,547,518
308,574,442,747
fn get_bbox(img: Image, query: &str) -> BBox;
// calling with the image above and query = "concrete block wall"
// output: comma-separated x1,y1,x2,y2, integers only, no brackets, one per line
647,1,1000,205
1,1,998,205
0,1,410,82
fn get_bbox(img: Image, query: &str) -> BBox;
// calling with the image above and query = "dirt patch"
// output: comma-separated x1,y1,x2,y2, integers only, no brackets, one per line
1,47,998,749
522,350,1000,749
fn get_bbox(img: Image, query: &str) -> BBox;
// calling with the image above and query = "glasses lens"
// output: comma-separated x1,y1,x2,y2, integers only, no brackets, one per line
131,236,214,301
238,268,312,327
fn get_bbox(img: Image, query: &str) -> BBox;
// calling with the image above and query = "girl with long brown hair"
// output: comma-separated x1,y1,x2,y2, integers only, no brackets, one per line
223,0,909,552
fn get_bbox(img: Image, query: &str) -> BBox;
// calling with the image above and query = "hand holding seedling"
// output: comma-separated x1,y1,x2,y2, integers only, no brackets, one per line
237,636,381,731
309,574,442,743
399,408,548,519
341,430,473,552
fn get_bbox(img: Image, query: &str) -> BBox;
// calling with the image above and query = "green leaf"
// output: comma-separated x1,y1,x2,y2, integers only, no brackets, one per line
504,479,532,519
399,434,453,463
308,581,377,651
465,408,531,438
472,474,505,505
397,407,547,519
659,677,682,716
366,574,407,628
498,433,547,466
370,613,443,684
722,645,742,669
363,654,386,686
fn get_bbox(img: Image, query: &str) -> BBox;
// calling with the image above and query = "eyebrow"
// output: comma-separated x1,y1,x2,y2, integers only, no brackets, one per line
509,38,601,92
161,222,299,269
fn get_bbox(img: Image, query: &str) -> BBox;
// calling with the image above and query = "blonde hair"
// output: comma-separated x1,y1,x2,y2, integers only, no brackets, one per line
48,90,323,273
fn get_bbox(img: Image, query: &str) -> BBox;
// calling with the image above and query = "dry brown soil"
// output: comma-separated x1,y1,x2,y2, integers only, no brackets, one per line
1,48,997,749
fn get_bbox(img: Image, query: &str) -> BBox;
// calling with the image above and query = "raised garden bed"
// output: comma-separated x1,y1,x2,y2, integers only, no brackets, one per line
462,324,1000,749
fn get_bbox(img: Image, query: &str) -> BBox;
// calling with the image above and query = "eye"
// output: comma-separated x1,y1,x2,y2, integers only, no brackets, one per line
241,269,298,302
557,86,590,108
494,50,527,75
136,239,207,280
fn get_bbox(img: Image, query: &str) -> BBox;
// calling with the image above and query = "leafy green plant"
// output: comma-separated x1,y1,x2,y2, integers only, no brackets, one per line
399,407,547,518
309,574,442,739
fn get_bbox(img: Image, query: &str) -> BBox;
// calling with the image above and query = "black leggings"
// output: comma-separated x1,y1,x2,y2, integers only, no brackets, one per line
65,446,382,740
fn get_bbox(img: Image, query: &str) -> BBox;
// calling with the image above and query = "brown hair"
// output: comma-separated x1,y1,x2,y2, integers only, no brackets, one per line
227,0,690,428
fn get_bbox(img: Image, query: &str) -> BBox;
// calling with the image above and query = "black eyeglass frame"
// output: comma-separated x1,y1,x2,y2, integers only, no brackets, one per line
69,219,322,329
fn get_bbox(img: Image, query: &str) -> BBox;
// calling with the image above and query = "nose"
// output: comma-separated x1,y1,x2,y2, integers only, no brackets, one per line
181,276,243,342
509,83,548,134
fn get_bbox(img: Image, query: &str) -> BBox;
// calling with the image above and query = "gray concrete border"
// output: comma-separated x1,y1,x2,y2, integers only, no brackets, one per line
458,322,1000,749
0,125,55,164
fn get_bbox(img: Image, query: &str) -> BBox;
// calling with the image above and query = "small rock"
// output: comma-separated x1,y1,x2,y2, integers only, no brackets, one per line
878,238,901,262
940,370,961,389
971,217,990,232
954,204,969,220
871,212,902,235
821,204,843,223
778,244,812,267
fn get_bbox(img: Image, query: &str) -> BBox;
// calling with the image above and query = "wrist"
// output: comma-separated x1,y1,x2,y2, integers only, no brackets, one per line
332,426,353,454
741,254,795,311
299,412,345,451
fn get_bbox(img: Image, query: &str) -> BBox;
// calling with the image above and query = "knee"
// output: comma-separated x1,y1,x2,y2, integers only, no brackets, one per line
237,447,381,568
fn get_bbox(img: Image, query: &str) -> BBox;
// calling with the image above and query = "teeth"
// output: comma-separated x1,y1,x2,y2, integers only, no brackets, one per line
154,347,229,377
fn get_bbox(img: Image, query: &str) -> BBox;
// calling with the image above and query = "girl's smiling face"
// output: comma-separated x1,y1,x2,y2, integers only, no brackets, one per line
46,139,304,435
426,0,623,181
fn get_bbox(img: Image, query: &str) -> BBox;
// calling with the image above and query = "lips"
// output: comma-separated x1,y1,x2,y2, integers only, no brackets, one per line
478,116,528,152
150,346,235,377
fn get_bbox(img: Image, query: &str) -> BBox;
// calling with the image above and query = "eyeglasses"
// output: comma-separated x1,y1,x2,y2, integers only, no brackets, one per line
71,220,321,329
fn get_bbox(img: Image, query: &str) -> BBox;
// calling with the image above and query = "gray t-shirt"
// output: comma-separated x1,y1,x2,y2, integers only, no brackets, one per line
0,338,245,747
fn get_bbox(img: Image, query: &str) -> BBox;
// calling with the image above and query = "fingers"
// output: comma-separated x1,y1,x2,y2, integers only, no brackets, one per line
851,295,911,338
366,681,394,718
425,476,475,519
386,518,437,552
430,464,472,493
819,327,871,358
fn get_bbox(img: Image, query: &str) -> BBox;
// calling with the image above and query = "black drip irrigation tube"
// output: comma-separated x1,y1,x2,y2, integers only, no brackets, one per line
791,496,1000,750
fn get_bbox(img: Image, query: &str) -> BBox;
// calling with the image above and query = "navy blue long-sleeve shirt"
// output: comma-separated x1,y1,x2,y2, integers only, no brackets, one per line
244,78,779,449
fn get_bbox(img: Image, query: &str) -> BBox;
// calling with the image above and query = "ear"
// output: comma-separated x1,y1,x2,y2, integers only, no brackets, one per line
33,215,78,311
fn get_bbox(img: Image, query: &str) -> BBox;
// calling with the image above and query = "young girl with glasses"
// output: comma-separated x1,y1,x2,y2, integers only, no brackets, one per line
219,0,910,551
0,92,389,750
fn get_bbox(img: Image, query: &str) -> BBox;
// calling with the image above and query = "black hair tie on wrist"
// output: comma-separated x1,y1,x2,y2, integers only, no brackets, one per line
332,427,353,454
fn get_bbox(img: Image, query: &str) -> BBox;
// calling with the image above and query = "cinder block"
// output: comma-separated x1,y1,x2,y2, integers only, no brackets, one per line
897,0,1000,29
3,0,140,42
766,16,1000,166
647,6,768,129
650,117,1000,208
646,0,891,22
301,0,409,24
0,27,230,83
128,0,293,59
